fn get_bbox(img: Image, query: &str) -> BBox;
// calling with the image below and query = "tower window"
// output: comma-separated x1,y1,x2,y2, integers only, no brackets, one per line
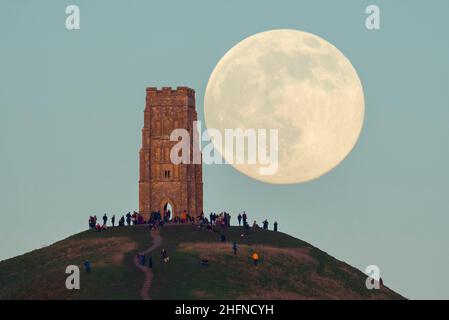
164,170,171,178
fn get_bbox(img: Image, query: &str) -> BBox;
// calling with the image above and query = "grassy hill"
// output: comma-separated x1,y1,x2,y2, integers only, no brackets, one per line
0,225,404,300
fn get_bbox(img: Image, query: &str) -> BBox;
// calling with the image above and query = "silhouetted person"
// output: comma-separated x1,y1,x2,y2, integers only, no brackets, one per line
263,219,268,230
139,254,145,266
242,212,247,225
103,214,108,226
126,212,131,226
166,210,171,222
274,221,278,232
237,213,242,226
83,260,91,274
111,215,115,227
88,216,95,229
161,249,169,263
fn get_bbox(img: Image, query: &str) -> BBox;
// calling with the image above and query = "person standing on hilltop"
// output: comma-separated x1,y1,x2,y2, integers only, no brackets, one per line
242,211,247,225
131,212,136,225
83,260,91,274
223,213,228,227
263,219,269,230
126,212,131,226
237,213,242,226
161,249,169,263
88,216,95,229
251,252,259,266
111,215,115,227
166,209,171,222
140,254,146,266
274,221,278,232
103,214,108,226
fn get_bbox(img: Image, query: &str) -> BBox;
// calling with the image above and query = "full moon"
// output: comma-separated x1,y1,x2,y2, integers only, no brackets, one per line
204,29,365,184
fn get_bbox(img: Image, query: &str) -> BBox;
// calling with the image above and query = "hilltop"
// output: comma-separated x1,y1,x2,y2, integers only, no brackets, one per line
0,225,404,300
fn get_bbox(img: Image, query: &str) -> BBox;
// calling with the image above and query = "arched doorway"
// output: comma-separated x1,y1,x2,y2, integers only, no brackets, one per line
160,199,175,221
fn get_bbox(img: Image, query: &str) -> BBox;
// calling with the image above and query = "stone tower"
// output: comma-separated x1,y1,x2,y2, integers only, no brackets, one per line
139,86,203,221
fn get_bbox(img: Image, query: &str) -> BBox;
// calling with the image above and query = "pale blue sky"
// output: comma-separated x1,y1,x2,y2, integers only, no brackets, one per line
1,0,448,299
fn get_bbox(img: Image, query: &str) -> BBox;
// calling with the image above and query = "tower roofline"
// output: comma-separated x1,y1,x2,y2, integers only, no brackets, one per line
146,86,195,98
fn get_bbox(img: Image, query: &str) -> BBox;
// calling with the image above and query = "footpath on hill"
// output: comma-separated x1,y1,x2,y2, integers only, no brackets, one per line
134,230,162,300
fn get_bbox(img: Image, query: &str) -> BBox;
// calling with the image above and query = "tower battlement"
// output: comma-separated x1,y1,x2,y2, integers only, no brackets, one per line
146,86,195,98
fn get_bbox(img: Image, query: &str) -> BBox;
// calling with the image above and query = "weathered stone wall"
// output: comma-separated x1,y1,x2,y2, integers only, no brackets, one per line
139,87,203,220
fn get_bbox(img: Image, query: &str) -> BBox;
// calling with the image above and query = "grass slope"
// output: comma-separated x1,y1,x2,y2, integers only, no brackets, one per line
0,225,404,300
0,227,149,299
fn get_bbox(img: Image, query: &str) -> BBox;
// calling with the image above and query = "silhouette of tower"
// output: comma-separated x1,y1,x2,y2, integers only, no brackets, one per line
139,87,203,220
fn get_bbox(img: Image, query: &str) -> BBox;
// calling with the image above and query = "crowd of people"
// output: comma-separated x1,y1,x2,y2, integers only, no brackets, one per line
207,212,232,227
85,209,280,273
88,210,279,233
88,211,151,231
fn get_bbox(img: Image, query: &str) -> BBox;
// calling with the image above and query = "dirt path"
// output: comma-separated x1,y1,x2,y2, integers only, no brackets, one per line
134,230,162,300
